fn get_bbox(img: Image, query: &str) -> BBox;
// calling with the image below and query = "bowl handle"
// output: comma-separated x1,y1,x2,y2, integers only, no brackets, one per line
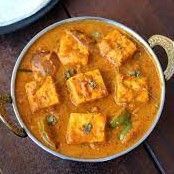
0,94,27,138
148,35,174,80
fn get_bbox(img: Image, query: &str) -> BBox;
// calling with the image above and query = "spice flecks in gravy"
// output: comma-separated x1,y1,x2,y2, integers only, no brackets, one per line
15,20,161,159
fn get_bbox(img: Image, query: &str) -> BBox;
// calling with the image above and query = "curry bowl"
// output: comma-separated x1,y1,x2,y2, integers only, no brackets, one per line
1,17,174,162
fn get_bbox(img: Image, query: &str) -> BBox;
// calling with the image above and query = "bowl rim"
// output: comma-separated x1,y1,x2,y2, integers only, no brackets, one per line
11,16,165,162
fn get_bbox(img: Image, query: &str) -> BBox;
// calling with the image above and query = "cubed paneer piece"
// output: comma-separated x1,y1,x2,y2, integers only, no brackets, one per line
66,69,108,105
25,81,38,113
98,30,137,66
115,71,149,104
66,113,106,144
25,76,59,112
68,30,94,46
57,30,90,66
36,76,59,109
31,50,59,82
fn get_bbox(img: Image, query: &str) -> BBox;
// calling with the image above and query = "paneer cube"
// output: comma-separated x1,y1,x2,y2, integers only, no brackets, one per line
98,30,137,66
31,50,59,82
66,69,108,105
36,76,59,108
57,30,91,66
115,72,149,105
66,113,106,144
25,76,59,112
25,81,38,113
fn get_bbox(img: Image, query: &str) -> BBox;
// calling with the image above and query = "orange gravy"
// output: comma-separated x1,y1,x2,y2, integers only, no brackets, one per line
15,20,161,159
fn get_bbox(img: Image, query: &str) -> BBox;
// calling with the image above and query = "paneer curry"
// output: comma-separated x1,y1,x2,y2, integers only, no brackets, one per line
15,20,161,159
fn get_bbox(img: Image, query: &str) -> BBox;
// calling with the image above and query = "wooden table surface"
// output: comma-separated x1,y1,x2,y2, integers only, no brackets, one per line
0,0,174,173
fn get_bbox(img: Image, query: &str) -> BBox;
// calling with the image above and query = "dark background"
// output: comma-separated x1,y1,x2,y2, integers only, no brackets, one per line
0,0,174,173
